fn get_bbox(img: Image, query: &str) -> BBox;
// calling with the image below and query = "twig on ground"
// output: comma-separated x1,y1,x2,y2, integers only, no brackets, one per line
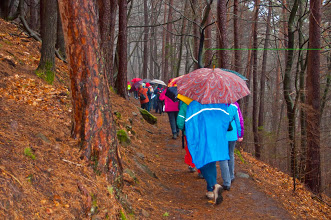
0,166,22,186
61,158,83,167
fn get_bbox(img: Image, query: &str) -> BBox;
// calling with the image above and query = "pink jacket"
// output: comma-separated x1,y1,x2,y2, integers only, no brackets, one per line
159,88,179,112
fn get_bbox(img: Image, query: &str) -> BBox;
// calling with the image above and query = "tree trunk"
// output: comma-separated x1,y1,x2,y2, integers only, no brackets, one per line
283,0,299,179
142,0,149,79
37,0,57,78
204,12,212,67
0,0,12,19
29,0,38,31
97,0,114,88
176,0,188,77
57,0,122,185
257,0,271,158
115,0,128,99
305,0,321,194
252,0,260,159
163,0,173,82
192,0,199,70
217,0,229,69
56,4,66,59
233,0,240,73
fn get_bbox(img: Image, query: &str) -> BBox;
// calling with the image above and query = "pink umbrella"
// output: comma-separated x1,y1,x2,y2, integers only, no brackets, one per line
131,78,142,83
176,68,250,104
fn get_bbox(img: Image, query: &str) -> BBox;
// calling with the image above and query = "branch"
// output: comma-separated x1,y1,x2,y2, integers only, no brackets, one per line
19,15,68,63
128,17,182,28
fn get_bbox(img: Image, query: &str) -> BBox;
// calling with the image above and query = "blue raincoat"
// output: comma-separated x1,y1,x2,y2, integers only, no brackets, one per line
185,101,231,169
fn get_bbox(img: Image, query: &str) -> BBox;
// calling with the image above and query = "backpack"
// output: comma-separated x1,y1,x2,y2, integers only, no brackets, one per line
147,88,152,96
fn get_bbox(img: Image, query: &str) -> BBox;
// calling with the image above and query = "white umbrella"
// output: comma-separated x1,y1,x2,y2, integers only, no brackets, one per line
151,79,166,86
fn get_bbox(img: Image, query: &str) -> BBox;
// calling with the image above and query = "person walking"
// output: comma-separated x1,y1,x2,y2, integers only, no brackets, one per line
219,103,242,191
138,84,149,110
154,85,164,114
185,101,232,205
146,83,153,112
159,85,180,139
177,101,203,178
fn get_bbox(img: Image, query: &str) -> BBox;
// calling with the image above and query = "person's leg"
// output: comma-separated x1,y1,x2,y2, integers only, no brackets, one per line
174,111,179,134
147,99,151,112
228,141,236,181
167,112,177,137
199,162,217,192
219,160,231,189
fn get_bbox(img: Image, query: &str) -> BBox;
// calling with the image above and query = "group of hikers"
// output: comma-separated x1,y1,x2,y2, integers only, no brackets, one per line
128,81,165,114
129,78,244,205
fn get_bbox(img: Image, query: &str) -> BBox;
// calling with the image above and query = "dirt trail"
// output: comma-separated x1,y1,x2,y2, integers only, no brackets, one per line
145,112,293,219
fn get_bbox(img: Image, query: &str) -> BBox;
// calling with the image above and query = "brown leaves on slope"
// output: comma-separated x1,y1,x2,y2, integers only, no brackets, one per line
0,74,71,117
241,151,331,219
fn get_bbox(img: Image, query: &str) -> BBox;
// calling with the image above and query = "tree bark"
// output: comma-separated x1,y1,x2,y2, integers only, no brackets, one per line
163,0,173,81
257,0,271,158
38,0,57,74
56,4,66,59
115,0,128,99
29,0,38,31
305,0,321,194
233,0,241,73
217,0,229,69
142,0,149,79
204,12,212,67
57,0,122,185
252,0,260,159
283,0,299,178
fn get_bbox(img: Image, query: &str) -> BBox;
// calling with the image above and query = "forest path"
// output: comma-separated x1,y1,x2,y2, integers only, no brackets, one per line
148,112,293,219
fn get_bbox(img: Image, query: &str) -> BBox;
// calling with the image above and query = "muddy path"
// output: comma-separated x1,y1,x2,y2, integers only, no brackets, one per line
146,113,293,219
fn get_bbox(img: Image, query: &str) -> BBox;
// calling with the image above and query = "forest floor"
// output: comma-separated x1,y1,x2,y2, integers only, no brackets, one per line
0,19,331,219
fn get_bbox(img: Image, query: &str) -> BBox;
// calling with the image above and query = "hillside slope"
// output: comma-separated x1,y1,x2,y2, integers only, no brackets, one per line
0,19,330,219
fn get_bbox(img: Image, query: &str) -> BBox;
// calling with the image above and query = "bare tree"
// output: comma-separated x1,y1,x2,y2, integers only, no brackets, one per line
115,0,128,98
217,0,229,68
305,0,321,194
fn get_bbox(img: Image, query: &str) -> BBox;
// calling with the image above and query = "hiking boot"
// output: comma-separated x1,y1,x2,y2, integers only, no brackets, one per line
206,191,214,200
197,173,204,179
172,134,177,139
213,184,223,205
188,166,195,172
222,185,231,191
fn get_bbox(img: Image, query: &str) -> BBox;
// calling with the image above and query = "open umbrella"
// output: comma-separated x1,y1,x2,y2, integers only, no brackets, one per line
131,78,142,83
220,68,248,81
151,79,166,86
176,68,250,104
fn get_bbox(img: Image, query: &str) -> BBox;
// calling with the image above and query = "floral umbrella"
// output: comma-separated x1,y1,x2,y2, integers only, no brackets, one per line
176,68,250,104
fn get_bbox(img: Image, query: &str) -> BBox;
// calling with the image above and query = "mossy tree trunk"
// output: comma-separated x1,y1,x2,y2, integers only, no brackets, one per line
37,0,57,83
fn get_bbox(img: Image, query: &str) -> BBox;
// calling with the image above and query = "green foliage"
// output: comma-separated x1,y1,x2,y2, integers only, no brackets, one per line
110,86,116,94
3,40,12,45
90,193,98,215
35,61,55,84
234,148,245,163
119,210,127,220
24,147,36,160
26,174,33,182
114,111,122,119
117,129,131,145
107,185,114,195
163,212,169,217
